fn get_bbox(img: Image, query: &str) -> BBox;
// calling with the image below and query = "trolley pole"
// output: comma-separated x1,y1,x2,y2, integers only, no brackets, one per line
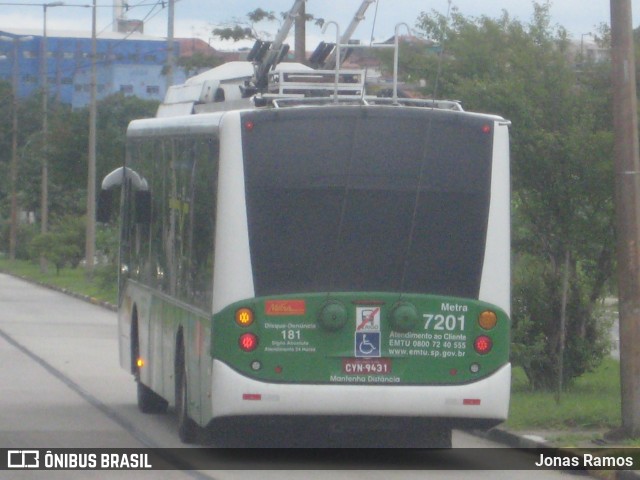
611,0,640,437
294,1,306,64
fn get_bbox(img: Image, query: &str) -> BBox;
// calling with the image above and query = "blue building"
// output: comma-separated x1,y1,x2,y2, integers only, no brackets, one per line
72,60,187,108
0,28,181,107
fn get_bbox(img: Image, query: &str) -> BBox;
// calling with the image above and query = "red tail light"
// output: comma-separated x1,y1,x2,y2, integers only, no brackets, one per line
239,333,259,352
474,335,493,355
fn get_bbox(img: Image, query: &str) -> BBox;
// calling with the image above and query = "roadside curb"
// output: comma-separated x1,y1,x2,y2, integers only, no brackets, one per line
476,427,640,479
480,427,553,449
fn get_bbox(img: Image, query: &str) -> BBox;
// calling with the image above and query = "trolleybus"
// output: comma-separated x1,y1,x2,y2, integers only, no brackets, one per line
99,35,511,448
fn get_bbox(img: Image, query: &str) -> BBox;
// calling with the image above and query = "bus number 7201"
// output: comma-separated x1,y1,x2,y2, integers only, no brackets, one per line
423,314,465,332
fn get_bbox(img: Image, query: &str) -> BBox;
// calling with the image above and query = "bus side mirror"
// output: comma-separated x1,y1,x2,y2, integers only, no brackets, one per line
97,189,113,223
135,190,151,225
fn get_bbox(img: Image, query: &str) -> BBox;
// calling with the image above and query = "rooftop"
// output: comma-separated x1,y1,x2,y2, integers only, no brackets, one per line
0,27,167,42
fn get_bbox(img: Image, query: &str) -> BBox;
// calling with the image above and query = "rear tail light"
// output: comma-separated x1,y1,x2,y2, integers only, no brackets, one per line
474,335,493,355
239,333,259,352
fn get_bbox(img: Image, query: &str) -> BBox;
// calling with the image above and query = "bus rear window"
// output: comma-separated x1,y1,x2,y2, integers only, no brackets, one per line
241,107,493,298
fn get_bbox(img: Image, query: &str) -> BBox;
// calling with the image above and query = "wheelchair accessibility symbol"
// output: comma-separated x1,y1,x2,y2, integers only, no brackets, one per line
355,332,381,358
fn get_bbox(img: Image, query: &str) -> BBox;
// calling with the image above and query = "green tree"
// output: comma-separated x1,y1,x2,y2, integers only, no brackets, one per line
412,2,615,389
212,7,323,42
95,94,158,182
44,93,157,219
213,8,280,41
176,51,223,78
1,93,157,256
29,215,85,274
0,80,14,238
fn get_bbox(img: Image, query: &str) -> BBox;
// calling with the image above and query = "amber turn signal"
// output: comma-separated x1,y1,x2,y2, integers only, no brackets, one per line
478,310,497,330
235,307,255,327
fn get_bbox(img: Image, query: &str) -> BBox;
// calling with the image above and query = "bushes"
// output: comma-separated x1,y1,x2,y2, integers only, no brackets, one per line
28,216,84,274
512,254,611,390
0,222,39,261
25,216,120,278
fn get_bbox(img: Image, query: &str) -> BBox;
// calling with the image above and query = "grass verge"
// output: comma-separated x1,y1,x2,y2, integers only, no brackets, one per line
509,359,621,430
507,358,637,446
0,257,117,306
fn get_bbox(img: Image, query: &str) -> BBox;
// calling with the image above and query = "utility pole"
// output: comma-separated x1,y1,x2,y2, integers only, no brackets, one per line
40,1,64,273
40,4,50,272
9,37,19,261
611,0,640,437
166,0,174,88
85,0,97,276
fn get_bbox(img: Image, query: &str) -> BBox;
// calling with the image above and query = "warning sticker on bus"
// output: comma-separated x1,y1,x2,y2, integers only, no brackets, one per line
343,358,392,375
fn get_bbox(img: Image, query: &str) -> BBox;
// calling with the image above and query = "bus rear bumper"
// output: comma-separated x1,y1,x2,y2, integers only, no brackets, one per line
210,360,510,421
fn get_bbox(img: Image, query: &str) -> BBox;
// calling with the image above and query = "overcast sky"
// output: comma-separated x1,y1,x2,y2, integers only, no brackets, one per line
0,0,636,49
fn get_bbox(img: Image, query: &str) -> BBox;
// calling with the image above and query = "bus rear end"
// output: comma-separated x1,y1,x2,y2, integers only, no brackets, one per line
209,105,511,445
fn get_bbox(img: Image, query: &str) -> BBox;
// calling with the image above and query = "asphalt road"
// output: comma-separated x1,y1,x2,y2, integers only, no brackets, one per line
0,273,578,479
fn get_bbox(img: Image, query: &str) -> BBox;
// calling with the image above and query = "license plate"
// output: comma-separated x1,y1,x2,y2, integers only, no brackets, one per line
342,358,392,375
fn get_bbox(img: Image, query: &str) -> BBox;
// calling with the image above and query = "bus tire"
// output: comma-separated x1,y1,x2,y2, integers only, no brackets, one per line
137,381,168,414
175,342,199,444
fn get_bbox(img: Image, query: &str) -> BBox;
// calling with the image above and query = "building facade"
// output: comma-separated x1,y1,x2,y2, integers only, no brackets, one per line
0,28,181,107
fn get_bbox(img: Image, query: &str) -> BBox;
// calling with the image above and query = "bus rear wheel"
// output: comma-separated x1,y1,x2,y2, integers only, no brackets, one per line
175,342,199,444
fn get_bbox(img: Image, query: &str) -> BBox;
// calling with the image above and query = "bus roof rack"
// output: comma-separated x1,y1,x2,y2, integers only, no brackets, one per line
258,67,463,111
263,96,463,111
364,97,463,110
266,69,366,98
